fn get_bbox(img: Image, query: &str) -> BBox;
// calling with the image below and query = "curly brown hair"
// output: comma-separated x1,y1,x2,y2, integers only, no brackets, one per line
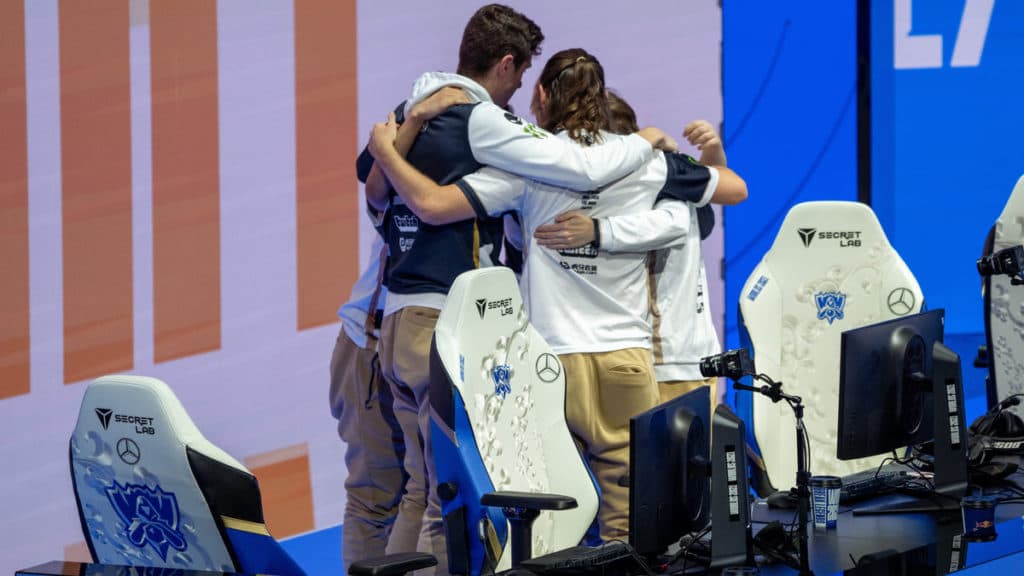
536,48,609,146
457,4,544,77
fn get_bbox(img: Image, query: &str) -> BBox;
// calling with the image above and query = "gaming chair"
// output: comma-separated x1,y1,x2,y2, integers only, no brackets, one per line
430,267,600,574
736,201,924,493
983,175,1024,417
70,374,304,575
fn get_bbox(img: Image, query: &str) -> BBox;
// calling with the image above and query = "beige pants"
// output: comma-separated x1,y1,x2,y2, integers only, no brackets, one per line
559,348,660,541
379,306,447,575
329,327,407,573
657,376,719,414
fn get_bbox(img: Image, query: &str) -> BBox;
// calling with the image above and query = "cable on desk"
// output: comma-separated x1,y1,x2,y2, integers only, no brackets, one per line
601,538,656,576
672,524,712,574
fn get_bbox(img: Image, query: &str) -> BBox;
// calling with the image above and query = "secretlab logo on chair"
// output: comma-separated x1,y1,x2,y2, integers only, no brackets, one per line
475,297,514,319
797,228,862,248
95,408,113,430
798,228,817,247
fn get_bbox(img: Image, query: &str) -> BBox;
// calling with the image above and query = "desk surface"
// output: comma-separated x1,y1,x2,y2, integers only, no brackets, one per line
747,489,1024,575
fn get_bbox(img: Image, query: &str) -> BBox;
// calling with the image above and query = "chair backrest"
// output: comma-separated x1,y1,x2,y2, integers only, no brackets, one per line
430,268,599,574
985,175,1024,417
70,374,304,575
737,201,924,486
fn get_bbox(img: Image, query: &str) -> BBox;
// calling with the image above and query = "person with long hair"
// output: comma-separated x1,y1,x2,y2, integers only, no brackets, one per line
533,91,745,419
366,47,746,540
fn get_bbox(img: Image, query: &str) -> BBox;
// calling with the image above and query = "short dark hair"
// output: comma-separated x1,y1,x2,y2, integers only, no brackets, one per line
537,48,609,146
457,4,544,77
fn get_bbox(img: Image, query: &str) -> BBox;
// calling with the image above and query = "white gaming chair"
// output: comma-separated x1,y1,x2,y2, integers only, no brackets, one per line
70,374,304,575
430,267,599,574
736,201,924,491
984,175,1024,417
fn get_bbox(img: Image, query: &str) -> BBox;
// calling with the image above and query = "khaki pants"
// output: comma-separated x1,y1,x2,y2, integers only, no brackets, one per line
658,377,719,414
329,328,406,574
379,306,447,575
560,348,659,541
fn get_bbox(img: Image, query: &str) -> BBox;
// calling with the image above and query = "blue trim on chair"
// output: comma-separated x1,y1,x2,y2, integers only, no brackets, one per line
224,528,306,576
432,388,509,575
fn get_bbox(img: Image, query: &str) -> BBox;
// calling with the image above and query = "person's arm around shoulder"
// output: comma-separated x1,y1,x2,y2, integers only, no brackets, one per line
367,112,475,225
466,103,678,191
533,199,691,253
364,88,472,211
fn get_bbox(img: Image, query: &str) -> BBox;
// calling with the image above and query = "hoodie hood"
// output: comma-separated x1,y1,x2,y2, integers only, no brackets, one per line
404,72,492,118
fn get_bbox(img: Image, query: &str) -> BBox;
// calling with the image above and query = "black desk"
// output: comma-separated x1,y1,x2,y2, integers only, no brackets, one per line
748,491,1024,575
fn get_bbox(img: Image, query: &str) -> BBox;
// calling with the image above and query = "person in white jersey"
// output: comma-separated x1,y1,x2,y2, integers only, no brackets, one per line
534,93,747,409
365,48,747,540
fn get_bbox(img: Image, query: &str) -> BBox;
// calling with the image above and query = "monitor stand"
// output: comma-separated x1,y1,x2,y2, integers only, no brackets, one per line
854,342,968,516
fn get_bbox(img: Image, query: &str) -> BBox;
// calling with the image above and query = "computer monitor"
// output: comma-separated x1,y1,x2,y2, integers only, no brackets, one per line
629,386,710,558
837,309,969,514
709,403,755,570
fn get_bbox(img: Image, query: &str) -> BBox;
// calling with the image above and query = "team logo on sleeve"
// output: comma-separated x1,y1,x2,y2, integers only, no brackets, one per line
814,291,847,325
105,481,188,560
503,112,548,139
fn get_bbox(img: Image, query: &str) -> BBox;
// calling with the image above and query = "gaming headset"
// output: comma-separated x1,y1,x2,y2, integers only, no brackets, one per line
967,394,1024,479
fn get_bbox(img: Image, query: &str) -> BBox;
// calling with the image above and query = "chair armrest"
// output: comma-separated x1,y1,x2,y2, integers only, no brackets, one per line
349,552,437,576
480,491,578,511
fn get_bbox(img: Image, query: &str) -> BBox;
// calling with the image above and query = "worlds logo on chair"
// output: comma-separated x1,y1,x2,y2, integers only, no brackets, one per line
105,481,187,560
814,290,847,325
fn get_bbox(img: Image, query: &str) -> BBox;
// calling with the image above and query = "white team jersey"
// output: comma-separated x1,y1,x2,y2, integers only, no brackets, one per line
601,200,721,381
458,133,717,355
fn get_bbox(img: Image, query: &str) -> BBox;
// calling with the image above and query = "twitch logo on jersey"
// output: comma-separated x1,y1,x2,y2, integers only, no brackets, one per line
105,481,188,560
814,291,846,325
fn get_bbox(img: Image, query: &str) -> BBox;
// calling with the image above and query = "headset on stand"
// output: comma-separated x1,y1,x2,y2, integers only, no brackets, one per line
967,394,1024,479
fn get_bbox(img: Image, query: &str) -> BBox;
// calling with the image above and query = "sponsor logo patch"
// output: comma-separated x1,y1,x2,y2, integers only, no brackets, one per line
535,353,561,383
887,287,915,316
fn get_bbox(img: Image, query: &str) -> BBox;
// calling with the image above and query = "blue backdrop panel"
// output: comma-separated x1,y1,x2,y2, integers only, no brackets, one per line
868,0,1024,334
722,1,859,357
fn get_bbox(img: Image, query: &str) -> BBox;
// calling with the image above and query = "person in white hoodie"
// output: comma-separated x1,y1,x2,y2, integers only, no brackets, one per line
366,48,747,541
353,4,675,571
